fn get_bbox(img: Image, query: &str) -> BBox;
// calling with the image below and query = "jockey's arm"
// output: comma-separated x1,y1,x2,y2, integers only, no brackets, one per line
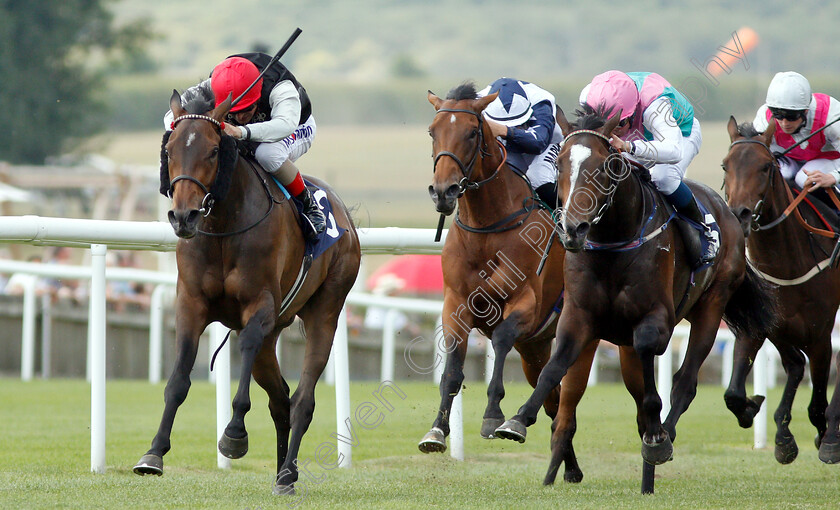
244,81,302,143
629,97,683,164
504,100,556,154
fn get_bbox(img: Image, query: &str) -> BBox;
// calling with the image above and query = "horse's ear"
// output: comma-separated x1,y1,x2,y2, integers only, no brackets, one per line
170,90,186,118
159,130,173,197
211,92,233,121
602,110,622,136
428,91,442,109
475,92,498,113
555,105,571,135
762,120,776,147
727,116,740,142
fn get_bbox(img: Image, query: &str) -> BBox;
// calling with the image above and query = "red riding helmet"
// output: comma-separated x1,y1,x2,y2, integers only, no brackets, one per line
211,57,262,112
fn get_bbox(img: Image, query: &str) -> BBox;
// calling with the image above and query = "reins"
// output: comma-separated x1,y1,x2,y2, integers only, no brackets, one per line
728,138,840,239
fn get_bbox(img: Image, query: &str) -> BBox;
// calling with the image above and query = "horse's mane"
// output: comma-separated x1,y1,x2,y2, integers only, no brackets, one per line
570,104,652,184
446,82,478,101
181,84,215,115
737,122,761,138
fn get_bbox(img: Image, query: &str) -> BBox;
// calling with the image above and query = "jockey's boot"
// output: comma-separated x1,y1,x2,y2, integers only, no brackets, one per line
295,187,327,240
677,197,719,267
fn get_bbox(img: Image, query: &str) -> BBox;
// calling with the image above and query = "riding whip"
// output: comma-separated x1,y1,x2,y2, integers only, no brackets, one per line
231,27,303,109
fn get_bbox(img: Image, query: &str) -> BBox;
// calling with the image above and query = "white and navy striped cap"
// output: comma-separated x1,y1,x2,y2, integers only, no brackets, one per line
482,78,533,127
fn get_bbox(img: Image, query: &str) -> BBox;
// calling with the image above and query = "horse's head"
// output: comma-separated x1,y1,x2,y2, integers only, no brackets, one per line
162,90,238,238
722,116,777,237
427,84,498,215
555,106,624,251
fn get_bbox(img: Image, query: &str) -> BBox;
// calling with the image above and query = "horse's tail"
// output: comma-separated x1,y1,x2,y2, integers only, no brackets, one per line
721,265,779,340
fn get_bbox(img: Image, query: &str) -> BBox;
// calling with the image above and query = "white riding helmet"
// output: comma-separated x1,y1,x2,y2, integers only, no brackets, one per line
483,78,533,127
765,71,812,111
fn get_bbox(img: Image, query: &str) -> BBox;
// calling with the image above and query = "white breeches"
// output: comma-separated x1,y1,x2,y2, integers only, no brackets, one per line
649,118,702,195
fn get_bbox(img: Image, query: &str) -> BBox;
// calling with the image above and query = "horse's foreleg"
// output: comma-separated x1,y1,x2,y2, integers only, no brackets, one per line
418,300,471,453
633,312,672,466
496,313,592,443
618,346,646,440
543,340,597,486
219,301,276,460
819,351,840,463
252,336,292,474
767,341,807,464
804,339,831,451
133,299,207,476
723,334,765,428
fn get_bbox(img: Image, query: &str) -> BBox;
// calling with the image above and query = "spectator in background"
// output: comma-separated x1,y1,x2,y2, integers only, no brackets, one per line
4,254,51,296
106,251,151,312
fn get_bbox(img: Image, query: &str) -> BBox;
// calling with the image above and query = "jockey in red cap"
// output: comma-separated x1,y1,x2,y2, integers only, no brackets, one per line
165,53,325,239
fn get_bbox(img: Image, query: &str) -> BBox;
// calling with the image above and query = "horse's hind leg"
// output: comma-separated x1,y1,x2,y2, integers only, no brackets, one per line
543,340,596,486
134,304,206,476
820,350,840,463
803,338,831,457
482,312,540,439
275,302,341,493
252,335,292,476
764,341,806,464
723,335,766,428
219,303,277,459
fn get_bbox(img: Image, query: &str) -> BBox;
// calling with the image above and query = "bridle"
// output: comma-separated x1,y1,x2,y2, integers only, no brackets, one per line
431,108,501,195
561,129,621,225
167,114,225,217
167,113,281,237
726,138,779,230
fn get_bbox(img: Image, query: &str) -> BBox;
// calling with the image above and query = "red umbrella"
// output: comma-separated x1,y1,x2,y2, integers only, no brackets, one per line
366,254,444,295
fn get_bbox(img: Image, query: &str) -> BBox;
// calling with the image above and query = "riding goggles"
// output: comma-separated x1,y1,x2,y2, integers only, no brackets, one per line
769,108,806,122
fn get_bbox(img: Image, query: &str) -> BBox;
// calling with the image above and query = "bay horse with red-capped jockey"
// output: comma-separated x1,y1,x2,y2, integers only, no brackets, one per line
494,106,778,490
722,116,840,464
422,83,642,485
132,91,360,495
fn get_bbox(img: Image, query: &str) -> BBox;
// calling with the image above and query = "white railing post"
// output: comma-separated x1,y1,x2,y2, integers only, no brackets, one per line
450,389,464,461
753,343,768,449
380,309,397,383
148,284,168,384
89,244,107,474
433,315,445,385
334,308,352,468
20,274,37,381
40,294,51,379
484,337,494,386
212,322,231,470
658,342,673,421
721,339,734,387
587,344,599,387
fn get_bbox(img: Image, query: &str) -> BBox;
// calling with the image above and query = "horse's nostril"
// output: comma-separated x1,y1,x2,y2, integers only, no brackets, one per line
186,209,200,226
737,207,752,222
575,222,590,238
445,184,461,199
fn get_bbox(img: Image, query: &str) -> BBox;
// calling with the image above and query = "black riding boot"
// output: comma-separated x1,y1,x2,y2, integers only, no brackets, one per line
676,197,719,267
296,187,327,239
535,182,561,210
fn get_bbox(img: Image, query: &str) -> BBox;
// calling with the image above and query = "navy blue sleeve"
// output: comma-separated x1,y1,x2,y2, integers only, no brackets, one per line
504,100,555,154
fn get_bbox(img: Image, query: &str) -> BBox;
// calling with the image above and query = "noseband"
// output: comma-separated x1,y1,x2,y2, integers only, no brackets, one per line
168,114,224,217
432,108,498,195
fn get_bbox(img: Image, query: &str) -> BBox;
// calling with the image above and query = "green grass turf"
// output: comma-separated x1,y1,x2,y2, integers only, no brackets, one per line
1,378,836,509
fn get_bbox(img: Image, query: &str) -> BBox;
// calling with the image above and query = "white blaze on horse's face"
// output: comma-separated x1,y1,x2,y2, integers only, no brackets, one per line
185,131,196,148
567,144,591,213
450,114,457,124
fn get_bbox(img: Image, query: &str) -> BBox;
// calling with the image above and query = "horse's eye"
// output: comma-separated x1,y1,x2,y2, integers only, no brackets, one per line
762,163,773,172
720,163,727,172
469,129,478,139
211,146,220,158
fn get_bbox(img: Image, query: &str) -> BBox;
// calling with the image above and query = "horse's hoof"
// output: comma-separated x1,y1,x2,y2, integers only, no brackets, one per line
133,454,163,476
495,419,527,443
418,428,447,453
774,436,799,464
641,436,673,465
480,417,505,439
273,484,296,496
218,433,249,459
563,468,584,484
818,441,840,464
